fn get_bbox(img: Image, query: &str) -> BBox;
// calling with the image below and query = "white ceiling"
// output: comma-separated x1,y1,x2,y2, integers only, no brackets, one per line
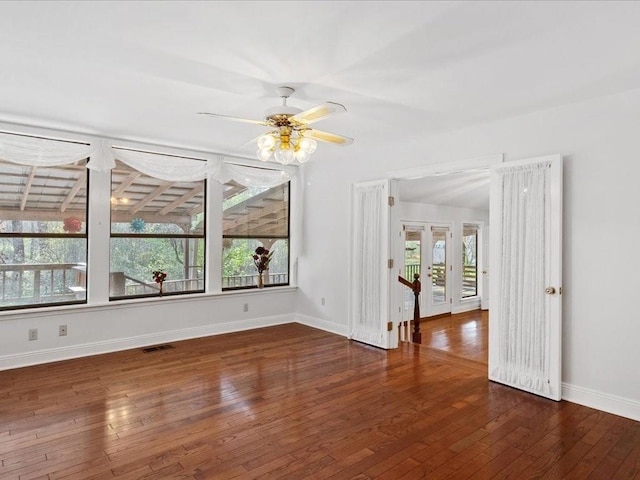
398,170,490,211
1,1,639,207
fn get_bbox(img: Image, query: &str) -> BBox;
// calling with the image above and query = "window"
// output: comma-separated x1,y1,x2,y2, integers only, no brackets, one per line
0,159,88,309
222,179,289,289
109,160,205,298
462,224,478,298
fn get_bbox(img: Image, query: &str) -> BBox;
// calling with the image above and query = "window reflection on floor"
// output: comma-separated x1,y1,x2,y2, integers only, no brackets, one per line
420,309,488,364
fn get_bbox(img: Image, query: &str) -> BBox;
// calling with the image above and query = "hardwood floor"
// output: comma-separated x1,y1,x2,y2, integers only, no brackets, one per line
420,309,488,363
1,319,639,479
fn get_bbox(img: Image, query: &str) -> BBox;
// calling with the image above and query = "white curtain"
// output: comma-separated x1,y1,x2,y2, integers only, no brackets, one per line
492,161,550,394
350,181,387,347
0,131,105,167
0,131,290,187
112,148,222,182
220,163,290,187
113,150,290,186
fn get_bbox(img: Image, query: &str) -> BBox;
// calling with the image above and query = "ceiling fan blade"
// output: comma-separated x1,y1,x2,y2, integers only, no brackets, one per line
289,102,347,125
305,128,354,146
198,112,271,127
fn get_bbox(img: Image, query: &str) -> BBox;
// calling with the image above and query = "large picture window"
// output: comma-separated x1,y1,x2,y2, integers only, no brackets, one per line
0,159,88,309
222,180,289,289
109,160,205,298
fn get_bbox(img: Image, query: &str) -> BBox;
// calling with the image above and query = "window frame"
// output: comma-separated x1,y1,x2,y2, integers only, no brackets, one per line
222,181,291,291
0,161,90,311
108,163,207,301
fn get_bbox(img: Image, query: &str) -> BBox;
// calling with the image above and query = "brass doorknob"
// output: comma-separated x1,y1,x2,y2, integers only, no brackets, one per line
545,287,556,295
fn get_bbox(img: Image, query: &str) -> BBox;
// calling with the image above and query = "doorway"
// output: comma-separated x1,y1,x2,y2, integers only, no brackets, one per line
389,153,563,400
390,155,500,357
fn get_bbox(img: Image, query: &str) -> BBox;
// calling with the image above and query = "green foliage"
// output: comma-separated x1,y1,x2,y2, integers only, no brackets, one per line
223,238,289,277
110,238,204,283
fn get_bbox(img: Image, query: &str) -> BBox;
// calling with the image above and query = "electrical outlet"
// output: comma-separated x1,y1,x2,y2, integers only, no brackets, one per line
321,297,326,306
243,303,249,312
59,325,68,336
28,328,38,341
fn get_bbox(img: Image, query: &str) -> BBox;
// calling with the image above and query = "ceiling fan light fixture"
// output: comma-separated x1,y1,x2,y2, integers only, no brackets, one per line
298,137,317,154
274,147,294,165
200,85,351,165
294,148,311,163
257,133,276,150
257,147,273,162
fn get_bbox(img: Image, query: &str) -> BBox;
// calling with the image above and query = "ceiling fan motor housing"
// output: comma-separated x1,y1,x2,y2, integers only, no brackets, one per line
264,105,303,124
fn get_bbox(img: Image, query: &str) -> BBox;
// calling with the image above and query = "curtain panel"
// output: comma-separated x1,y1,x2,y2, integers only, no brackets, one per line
350,181,386,346
492,161,550,394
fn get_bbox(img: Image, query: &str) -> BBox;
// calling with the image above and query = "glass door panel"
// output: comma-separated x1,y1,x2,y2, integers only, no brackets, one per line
403,229,422,317
430,227,448,305
426,224,451,316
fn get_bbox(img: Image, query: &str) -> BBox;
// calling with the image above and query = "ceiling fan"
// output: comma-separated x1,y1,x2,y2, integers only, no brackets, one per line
199,86,353,165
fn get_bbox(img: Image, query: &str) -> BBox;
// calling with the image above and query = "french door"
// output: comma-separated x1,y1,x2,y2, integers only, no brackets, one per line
401,223,422,315
488,154,563,400
425,223,452,317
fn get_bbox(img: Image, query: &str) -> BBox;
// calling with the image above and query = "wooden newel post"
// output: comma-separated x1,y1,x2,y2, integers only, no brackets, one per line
398,273,422,344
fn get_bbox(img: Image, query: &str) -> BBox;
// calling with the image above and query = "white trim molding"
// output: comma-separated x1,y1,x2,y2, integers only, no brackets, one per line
452,298,481,314
562,382,640,422
295,313,349,337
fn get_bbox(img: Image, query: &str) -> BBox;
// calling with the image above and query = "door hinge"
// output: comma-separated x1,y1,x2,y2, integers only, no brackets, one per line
388,259,394,269
388,196,395,206
387,321,393,332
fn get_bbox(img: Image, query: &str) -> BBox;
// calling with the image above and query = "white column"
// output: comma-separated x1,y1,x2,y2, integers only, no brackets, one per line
86,169,112,304
206,179,223,293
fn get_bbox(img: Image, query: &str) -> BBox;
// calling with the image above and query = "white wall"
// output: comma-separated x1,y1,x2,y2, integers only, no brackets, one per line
0,289,296,370
398,201,489,315
297,87,640,421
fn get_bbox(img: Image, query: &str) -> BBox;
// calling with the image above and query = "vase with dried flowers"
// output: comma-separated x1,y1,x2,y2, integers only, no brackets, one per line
152,270,167,296
252,246,273,288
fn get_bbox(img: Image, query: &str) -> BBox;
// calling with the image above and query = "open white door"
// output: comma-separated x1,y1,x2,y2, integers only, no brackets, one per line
349,179,394,349
489,155,563,400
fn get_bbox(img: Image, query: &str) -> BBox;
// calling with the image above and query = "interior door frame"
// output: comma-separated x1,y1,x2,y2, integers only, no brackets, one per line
388,153,504,337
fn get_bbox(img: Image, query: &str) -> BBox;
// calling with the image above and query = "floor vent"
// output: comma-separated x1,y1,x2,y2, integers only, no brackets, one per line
142,344,174,353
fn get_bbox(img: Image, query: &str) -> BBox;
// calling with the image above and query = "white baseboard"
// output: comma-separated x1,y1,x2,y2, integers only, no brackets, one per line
562,382,640,422
0,314,294,371
295,313,348,337
452,299,481,314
